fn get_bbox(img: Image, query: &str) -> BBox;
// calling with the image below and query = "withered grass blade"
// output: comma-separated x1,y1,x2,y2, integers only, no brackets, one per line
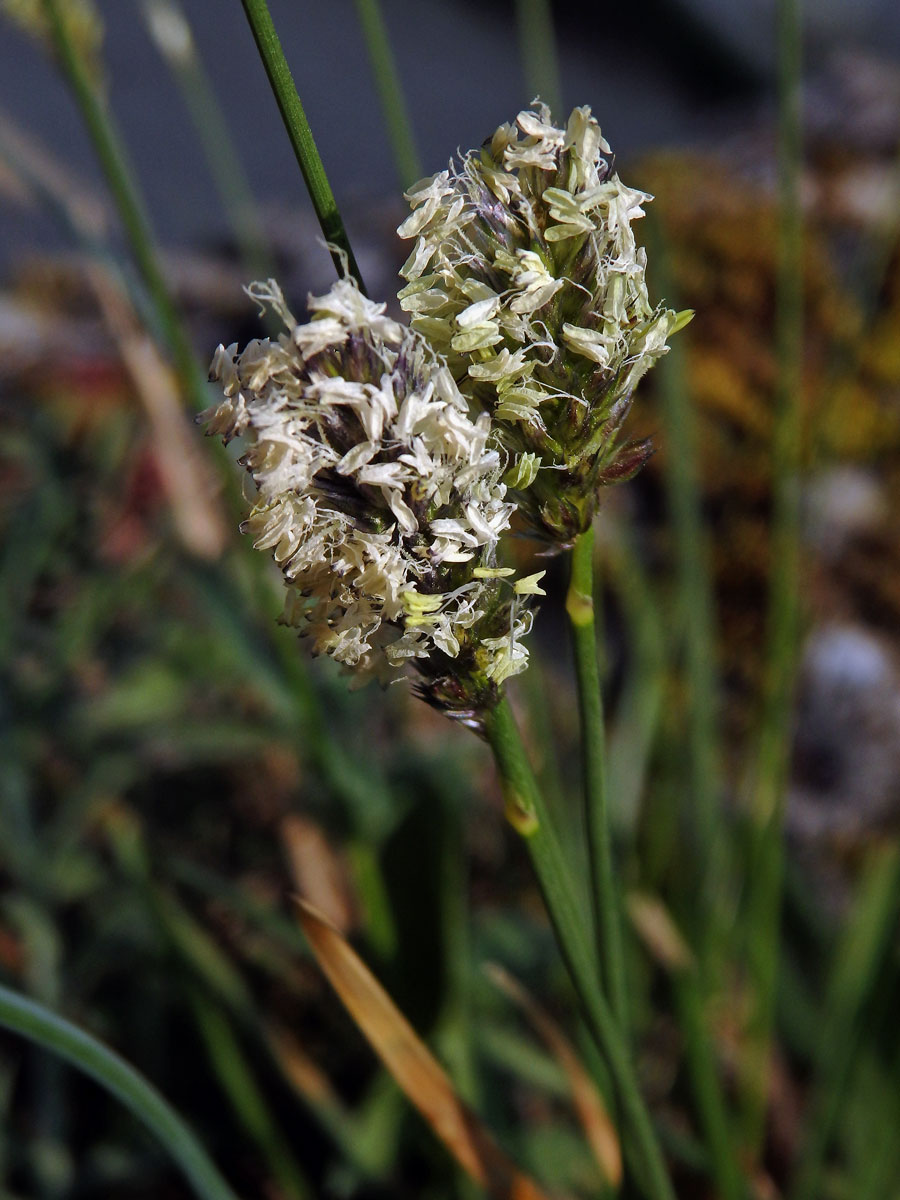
626,893,694,974
485,963,623,1190
281,815,354,934
295,899,552,1200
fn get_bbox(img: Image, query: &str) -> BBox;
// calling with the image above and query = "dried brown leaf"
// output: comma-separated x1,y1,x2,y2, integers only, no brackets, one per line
267,1021,343,1110
626,892,694,973
295,898,552,1200
484,963,623,1189
280,815,354,934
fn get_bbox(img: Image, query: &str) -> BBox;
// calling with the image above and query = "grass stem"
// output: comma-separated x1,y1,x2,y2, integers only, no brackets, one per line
789,845,900,1200
138,0,274,280
240,0,365,290
514,0,562,118
673,973,745,1200
566,527,629,1033
741,0,804,1156
483,698,675,1200
651,226,728,960
353,0,421,187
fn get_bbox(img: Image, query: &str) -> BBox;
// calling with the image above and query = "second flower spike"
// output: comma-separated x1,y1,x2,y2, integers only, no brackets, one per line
398,103,692,544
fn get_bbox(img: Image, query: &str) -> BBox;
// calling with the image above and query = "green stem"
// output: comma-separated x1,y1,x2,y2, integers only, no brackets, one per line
742,0,804,1155
652,224,728,961
138,0,274,280
483,698,676,1200
0,983,239,1200
186,987,311,1200
605,530,667,840
240,0,365,290
648,227,743,1197
520,646,575,863
567,527,629,1033
435,785,478,1106
674,973,744,1200
346,840,399,961
352,0,421,187
789,846,900,1200
514,0,563,118
41,0,208,410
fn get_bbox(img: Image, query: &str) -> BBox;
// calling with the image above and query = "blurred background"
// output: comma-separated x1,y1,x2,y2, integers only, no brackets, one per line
3,0,900,279
2,1,900,1198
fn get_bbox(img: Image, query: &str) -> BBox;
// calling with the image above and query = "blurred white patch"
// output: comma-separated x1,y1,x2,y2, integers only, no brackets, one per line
789,625,900,841
803,466,886,559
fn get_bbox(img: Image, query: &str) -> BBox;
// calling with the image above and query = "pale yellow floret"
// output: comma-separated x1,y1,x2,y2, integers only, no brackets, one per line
472,567,516,579
514,572,547,596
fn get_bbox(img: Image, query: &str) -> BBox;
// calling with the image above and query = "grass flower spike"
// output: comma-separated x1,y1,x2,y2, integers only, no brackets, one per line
398,103,692,543
204,277,537,726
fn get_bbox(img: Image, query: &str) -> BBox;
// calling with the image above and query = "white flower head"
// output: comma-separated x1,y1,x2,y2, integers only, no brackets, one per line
203,277,537,722
397,103,692,544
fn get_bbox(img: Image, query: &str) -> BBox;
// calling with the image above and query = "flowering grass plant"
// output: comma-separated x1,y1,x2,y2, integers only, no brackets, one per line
6,2,900,1200
200,89,687,1198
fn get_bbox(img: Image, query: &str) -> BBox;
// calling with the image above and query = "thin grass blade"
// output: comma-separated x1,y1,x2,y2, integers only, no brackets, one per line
485,963,622,1189
0,984,239,1200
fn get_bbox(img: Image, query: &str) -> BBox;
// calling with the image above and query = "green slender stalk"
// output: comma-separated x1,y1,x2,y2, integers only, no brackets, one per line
519,644,577,872
240,0,365,289
673,974,744,1200
186,987,311,1200
434,786,479,1108
857,1123,900,1200
476,1021,570,1097
41,0,208,410
434,788,480,1200
741,0,804,1155
852,1049,900,1200
789,846,900,1200
647,227,743,1198
0,983,239,1200
514,0,562,118
353,0,421,187
346,840,399,962
138,0,273,279
566,527,629,1033
483,698,676,1200
650,220,728,959
349,1072,405,1178
604,529,667,840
